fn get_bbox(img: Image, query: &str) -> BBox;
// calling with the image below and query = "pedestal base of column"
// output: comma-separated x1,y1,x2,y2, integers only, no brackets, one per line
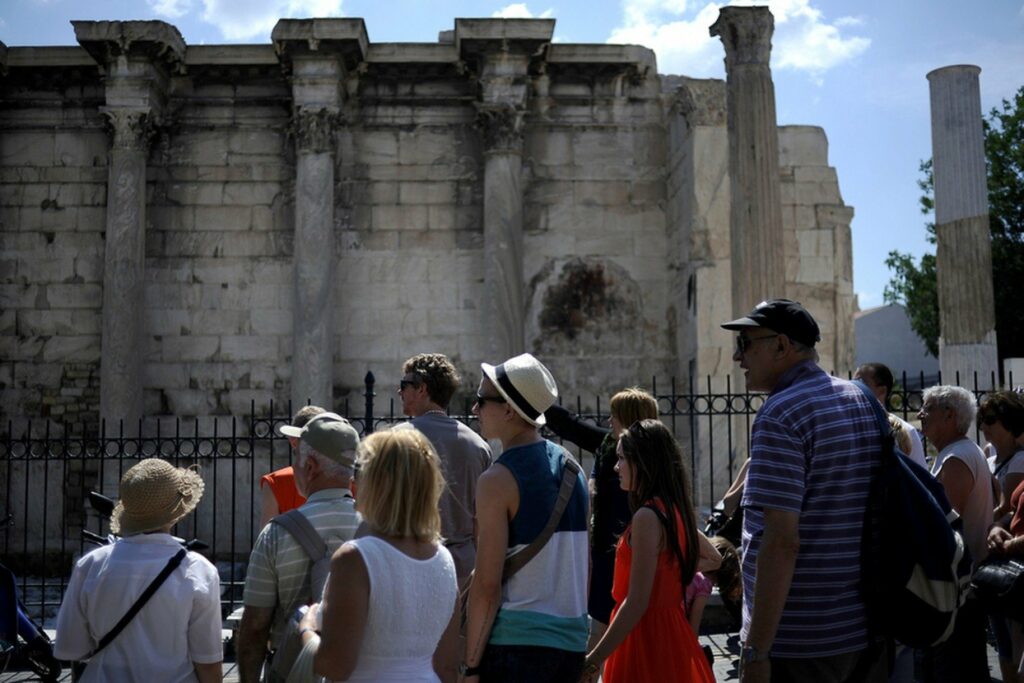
939,336,999,390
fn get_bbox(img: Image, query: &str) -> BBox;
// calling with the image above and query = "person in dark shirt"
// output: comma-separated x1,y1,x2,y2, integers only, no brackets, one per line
544,387,658,645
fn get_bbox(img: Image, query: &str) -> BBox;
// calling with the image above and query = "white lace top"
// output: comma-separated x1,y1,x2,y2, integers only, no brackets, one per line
321,536,458,682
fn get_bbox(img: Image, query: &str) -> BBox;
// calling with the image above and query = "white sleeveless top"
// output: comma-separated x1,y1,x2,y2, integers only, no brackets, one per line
325,536,458,682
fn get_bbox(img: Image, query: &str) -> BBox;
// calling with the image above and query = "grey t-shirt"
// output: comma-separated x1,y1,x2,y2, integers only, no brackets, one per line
402,413,492,579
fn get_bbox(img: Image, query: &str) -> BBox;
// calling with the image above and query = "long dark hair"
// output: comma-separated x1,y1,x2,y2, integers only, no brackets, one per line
618,419,698,590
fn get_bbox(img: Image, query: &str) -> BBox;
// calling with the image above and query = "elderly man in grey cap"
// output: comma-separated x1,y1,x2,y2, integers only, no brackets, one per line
238,412,362,683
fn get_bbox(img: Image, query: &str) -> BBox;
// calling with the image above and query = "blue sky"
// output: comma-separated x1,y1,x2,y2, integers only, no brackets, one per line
3,0,1023,309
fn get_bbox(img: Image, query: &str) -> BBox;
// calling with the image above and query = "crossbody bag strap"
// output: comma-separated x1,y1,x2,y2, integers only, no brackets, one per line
271,509,327,560
460,454,583,611
503,454,582,578
84,547,188,661
852,380,893,445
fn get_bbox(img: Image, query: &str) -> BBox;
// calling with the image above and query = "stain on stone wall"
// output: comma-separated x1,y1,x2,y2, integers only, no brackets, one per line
531,257,642,356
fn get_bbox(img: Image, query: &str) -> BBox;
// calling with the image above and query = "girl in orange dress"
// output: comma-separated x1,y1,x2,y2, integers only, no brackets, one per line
581,419,716,683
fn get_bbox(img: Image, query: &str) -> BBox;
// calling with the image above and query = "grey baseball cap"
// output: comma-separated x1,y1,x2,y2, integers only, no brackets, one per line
279,412,359,467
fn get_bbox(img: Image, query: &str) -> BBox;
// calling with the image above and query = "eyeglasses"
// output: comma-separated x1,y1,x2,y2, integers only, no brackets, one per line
979,414,1001,427
475,393,507,407
399,379,420,391
735,334,780,354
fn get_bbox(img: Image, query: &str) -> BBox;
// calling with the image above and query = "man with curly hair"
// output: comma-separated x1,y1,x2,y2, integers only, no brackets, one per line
397,353,492,582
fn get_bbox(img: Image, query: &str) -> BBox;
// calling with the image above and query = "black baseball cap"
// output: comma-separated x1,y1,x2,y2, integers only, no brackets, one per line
721,299,821,348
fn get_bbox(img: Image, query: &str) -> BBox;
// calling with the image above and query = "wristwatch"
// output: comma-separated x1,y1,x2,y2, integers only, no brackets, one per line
741,645,769,665
459,662,481,677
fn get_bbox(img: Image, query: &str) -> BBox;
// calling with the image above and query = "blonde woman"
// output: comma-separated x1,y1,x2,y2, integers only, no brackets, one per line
296,429,460,682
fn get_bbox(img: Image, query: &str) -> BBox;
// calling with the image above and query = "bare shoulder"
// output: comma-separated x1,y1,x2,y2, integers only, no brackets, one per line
330,541,367,574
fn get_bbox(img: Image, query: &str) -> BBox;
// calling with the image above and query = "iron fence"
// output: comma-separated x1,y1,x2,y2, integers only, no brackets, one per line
0,368,1015,624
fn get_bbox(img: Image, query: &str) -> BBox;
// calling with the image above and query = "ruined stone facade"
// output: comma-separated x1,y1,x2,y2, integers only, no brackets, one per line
0,18,856,433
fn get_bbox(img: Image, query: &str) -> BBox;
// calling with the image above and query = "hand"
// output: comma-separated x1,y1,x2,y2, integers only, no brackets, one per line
740,658,770,683
579,658,601,683
298,602,319,632
988,526,1012,555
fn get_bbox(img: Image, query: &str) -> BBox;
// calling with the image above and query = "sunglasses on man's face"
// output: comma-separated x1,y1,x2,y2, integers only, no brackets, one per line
979,414,1001,427
399,380,420,392
475,393,507,407
735,333,780,355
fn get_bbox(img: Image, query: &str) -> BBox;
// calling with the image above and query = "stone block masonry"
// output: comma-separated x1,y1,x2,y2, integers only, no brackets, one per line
1,16,857,478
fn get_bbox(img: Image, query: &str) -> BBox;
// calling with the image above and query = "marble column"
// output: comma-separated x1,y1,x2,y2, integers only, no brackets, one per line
99,109,155,430
927,65,998,386
478,103,526,360
291,108,339,408
74,21,184,432
272,19,367,410
711,7,786,314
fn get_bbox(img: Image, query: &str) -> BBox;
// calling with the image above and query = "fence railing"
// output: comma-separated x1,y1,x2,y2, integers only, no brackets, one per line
1,368,1015,624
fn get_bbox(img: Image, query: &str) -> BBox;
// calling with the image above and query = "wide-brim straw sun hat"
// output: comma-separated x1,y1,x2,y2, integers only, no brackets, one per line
481,353,558,427
111,458,205,536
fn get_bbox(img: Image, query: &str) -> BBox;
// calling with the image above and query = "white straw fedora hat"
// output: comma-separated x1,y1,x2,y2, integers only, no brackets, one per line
110,458,205,536
481,353,558,427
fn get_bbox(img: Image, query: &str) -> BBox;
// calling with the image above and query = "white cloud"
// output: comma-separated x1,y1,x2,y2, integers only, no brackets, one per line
190,0,343,41
492,3,554,19
609,0,870,79
147,0,194,19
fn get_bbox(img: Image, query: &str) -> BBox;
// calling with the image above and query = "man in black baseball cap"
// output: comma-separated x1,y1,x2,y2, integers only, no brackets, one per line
719,299,888,680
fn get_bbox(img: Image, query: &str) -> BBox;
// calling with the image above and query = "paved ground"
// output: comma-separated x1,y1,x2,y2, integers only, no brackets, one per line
0,633,1007,682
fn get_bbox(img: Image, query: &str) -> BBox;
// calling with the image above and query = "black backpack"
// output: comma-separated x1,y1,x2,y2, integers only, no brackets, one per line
856,381,973,648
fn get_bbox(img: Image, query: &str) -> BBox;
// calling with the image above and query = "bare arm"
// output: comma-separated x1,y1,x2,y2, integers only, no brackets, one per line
194,662,223,683
696,531,722,572
433,592,461,683
937,457,976,516
258,485,279,530
722,458,751,517
741,507,801,683
585,507,662,669
463,466,516,682
236,605,273,683
996,472,1024,520
688,593,708,634
313,544,370,680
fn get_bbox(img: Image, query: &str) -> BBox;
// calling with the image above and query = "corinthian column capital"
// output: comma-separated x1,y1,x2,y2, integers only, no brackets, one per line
292,107,341,154
710,6,774,68
102,108,158,151
476,103,525,155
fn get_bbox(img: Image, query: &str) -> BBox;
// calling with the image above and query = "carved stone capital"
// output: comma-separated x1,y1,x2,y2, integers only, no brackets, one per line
102,108,158,151
710,6,774,68
673,78,727,127
292,108,341,154
476,103,525,154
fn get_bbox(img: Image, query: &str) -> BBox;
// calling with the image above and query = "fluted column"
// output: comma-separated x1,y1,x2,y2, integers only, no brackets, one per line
292,108,339,408
272,19,367,409
100,109,156,428
711,7,786,313
74,21,184,431
927,65,998,386
478,103,526,359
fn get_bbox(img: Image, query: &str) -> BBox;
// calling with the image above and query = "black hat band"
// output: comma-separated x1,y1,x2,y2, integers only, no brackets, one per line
494,364,541,421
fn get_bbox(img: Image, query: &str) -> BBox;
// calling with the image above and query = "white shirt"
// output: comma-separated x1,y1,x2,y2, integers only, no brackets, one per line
933,438,994,565
54,533,222,683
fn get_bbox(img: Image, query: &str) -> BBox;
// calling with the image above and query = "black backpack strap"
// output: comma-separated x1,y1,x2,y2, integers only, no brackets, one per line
84,547,188,661
851,380,893,441
271,509,327,561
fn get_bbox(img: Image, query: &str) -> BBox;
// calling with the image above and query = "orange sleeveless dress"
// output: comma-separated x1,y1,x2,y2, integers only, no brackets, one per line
603,500,715,683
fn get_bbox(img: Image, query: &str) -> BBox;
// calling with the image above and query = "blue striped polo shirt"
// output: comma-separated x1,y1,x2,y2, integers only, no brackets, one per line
741,361,881,657
489,439,590,652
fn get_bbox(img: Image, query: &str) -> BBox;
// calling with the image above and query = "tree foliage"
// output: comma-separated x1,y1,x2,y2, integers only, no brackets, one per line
885,85,1024,364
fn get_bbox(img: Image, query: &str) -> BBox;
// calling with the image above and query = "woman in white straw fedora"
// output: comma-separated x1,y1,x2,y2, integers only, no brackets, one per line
54,458,223,683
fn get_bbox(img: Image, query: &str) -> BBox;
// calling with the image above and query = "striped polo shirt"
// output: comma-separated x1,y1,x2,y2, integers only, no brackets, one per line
489,439,590,652
242,488,360,650
741,361,881,658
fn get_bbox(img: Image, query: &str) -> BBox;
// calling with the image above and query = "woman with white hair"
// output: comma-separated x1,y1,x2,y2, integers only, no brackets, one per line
917,385,993,682
54,458,223,682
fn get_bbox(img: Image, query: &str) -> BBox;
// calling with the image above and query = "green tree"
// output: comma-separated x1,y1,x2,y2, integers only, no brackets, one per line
885,86,1024,365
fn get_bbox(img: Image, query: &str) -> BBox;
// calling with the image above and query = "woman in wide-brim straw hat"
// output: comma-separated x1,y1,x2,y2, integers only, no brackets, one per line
54,458,224,683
